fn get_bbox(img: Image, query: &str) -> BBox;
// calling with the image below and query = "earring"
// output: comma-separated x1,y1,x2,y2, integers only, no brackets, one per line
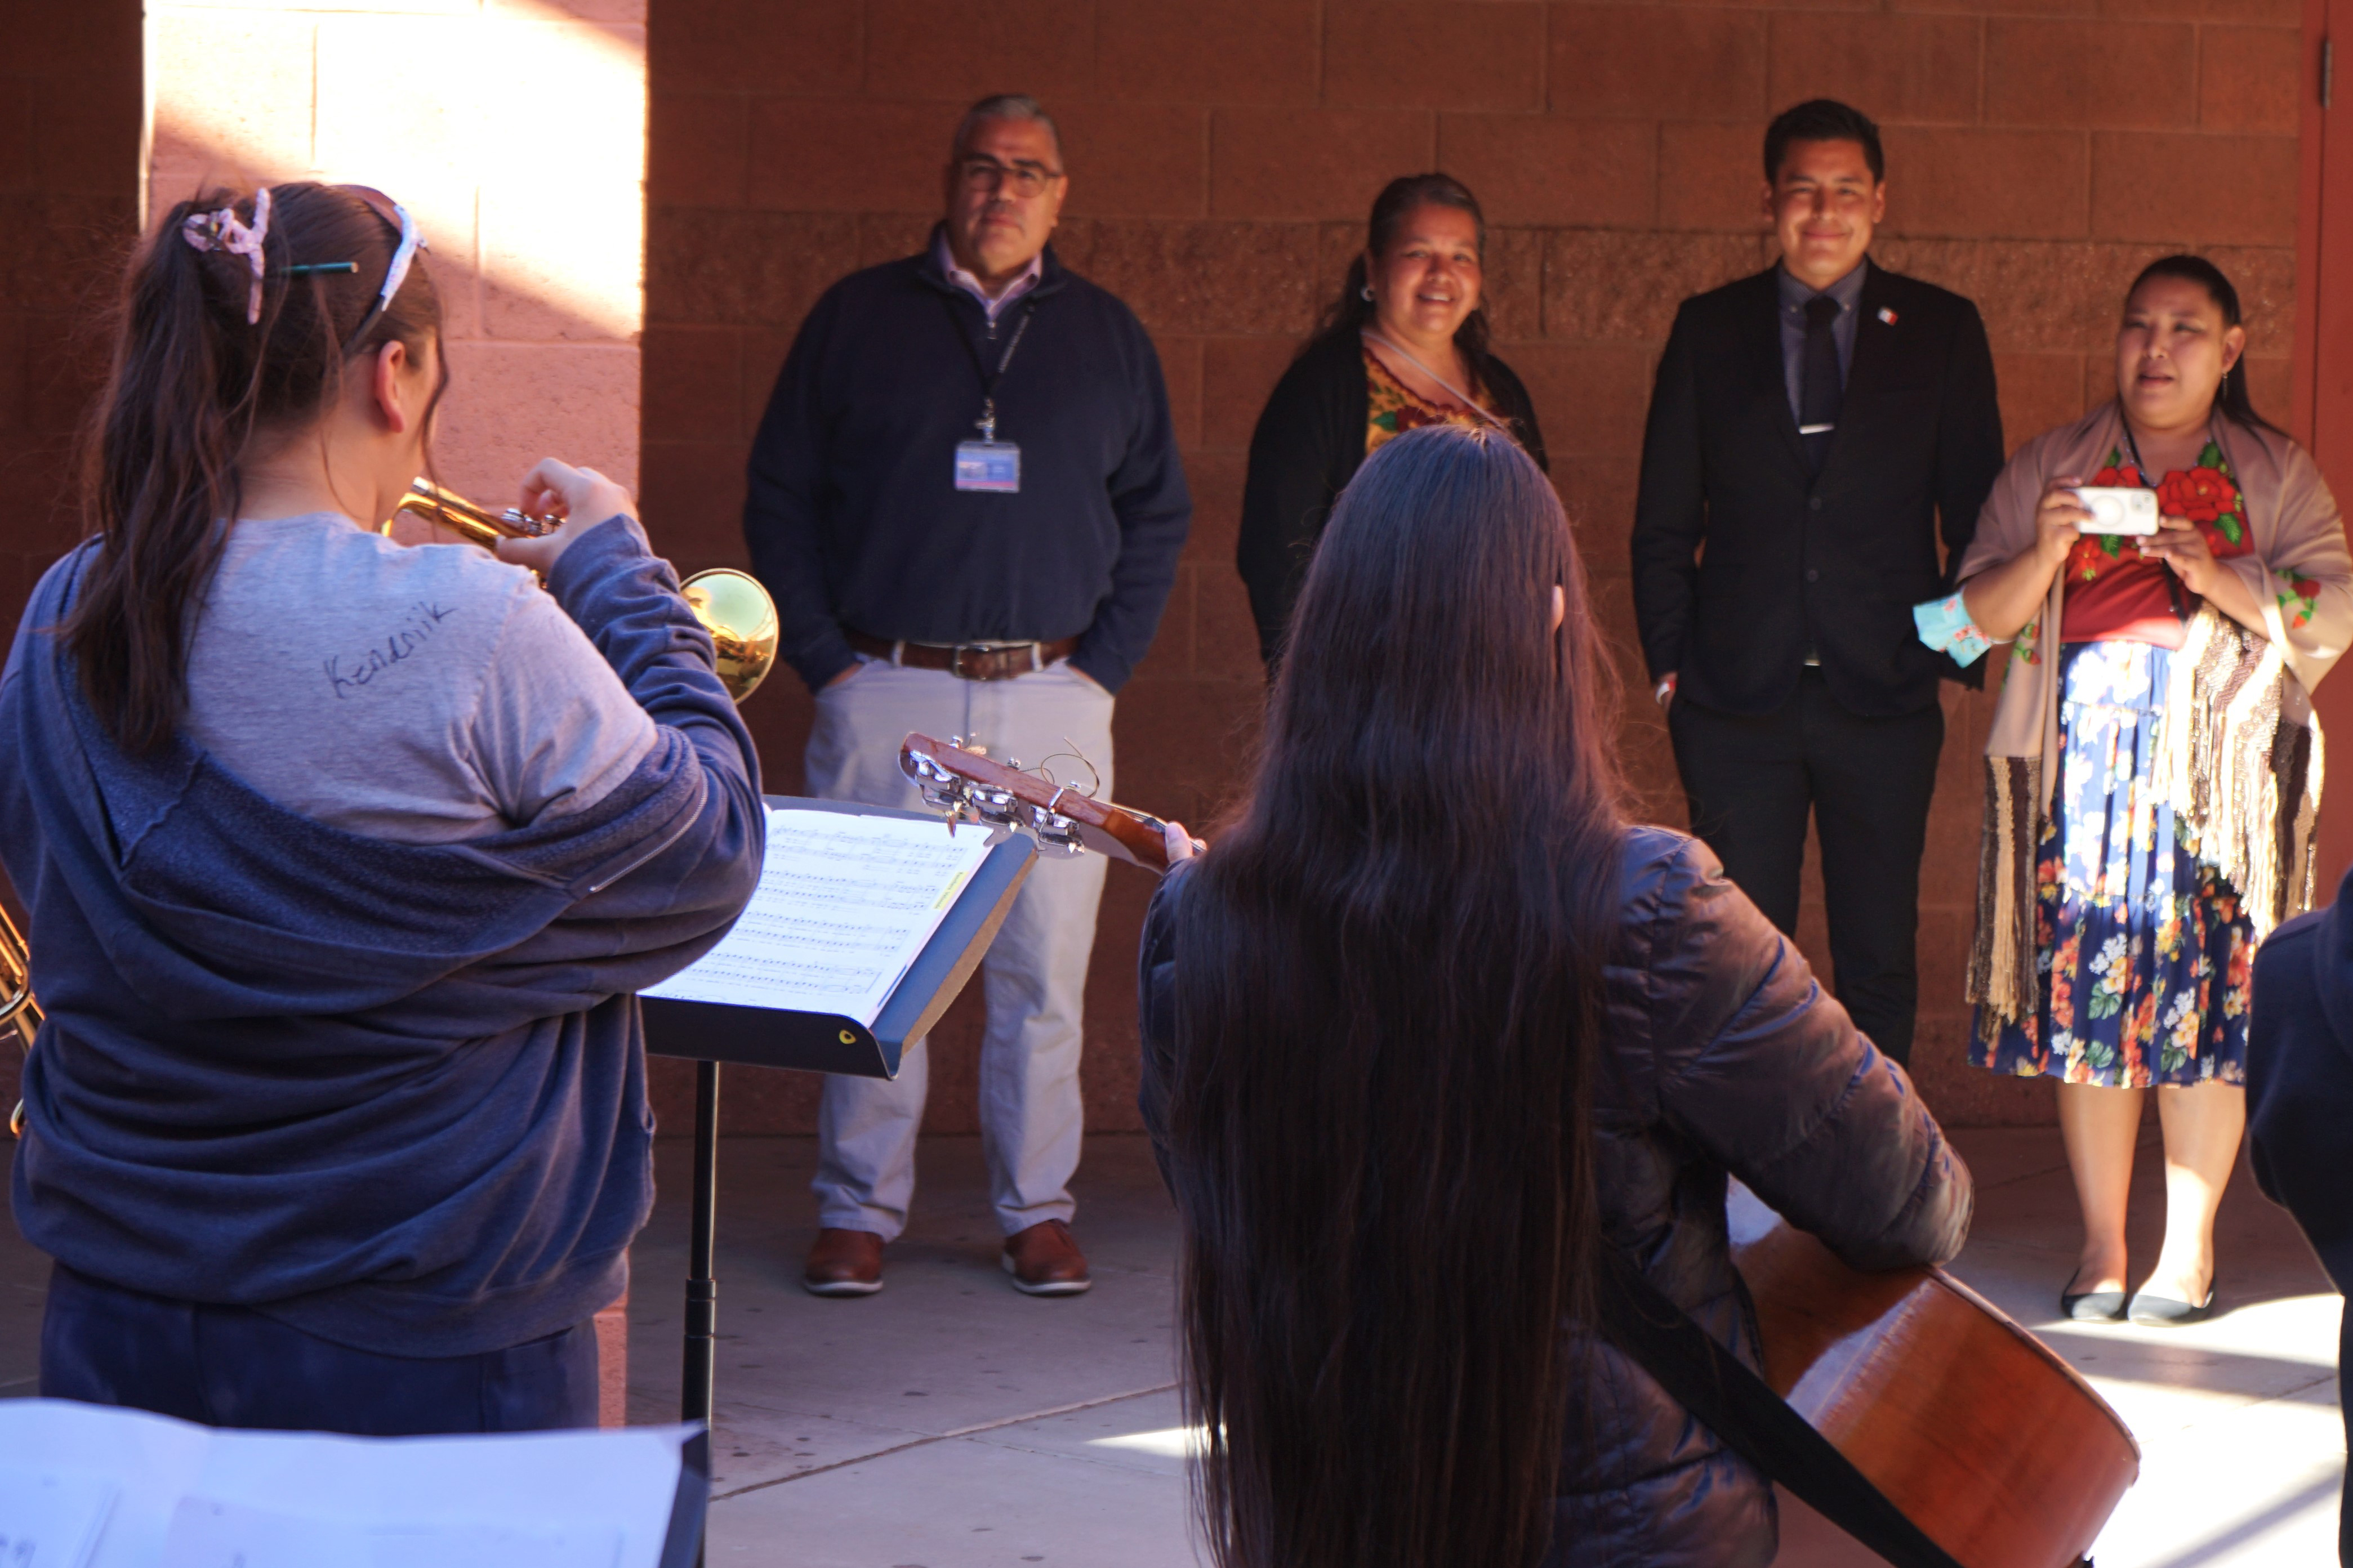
1360,284,1374,302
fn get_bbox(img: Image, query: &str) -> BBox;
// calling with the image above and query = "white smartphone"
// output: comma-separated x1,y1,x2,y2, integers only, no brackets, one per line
2070,486,2161,536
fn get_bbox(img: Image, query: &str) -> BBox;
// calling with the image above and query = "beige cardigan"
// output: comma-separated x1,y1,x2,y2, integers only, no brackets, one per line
1955,403,2353,1031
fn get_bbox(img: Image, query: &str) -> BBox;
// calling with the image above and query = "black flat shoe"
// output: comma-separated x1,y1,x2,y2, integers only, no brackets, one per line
2127,1280,2218,1326
2061,1278,2128,1321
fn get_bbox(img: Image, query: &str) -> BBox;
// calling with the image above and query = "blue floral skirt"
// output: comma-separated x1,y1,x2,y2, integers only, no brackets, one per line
1971,640,2252,1088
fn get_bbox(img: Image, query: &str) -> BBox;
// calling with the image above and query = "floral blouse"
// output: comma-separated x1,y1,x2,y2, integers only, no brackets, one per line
1365,345,1500,455
1916,432,2325,661
2057,439,2251,645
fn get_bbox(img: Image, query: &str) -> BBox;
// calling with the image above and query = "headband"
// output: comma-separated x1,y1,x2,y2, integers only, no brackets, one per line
341,201,426,358
180,187,274,325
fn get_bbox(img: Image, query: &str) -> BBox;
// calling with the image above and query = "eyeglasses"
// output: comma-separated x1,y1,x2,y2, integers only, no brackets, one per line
956,158,1062,198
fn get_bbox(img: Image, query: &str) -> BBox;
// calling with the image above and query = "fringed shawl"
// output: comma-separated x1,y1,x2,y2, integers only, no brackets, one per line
1958,404,2353,1037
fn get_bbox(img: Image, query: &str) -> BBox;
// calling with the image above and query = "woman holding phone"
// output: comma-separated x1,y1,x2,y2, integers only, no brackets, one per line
1921,254,2353,1326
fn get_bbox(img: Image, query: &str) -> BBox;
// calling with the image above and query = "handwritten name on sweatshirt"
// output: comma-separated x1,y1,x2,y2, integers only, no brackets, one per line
324,601,457,698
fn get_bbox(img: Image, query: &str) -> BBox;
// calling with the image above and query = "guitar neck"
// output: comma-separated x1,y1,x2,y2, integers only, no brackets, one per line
899,732,1172,873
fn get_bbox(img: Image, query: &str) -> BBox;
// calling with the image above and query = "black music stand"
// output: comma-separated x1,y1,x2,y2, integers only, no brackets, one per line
641,796,1033,1556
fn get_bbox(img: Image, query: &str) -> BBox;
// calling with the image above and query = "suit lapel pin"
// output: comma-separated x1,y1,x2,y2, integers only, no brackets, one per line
1877,307,1899,325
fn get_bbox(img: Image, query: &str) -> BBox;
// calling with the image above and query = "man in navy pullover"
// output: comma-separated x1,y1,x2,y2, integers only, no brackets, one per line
745,93,1190,1298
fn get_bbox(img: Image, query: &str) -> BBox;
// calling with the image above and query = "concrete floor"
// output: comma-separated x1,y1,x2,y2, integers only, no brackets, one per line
626,1127,2346,1568
0,1123,2329,1565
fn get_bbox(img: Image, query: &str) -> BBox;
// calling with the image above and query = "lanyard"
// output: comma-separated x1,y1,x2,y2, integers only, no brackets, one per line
1360,329,1508,431
946,297,1036,444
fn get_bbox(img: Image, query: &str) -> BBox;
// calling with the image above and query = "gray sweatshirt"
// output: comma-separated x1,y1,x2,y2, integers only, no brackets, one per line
181,512,656,842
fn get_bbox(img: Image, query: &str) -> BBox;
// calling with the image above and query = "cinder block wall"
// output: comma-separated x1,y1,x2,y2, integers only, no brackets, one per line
0,4,140,694
642,0,2302,1137
144,0,651,506
0,3,143,1111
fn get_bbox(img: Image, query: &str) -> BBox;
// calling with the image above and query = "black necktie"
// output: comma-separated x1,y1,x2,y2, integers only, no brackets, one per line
1799,294,1842,473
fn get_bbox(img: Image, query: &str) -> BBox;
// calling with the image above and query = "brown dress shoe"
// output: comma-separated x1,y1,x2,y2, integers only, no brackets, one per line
1001,1219,1091,1296
803,1227,885,1297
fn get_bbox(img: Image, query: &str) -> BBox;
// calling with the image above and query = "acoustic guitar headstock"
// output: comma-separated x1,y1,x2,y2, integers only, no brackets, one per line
898,732,1175,874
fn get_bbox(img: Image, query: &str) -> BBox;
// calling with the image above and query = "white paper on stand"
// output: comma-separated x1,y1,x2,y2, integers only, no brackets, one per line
641,806,994,1024
0,1401,697,1568
0,1463,116,1567
159,1496,621,1568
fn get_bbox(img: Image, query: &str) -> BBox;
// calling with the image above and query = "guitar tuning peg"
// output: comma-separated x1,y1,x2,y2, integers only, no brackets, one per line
1026,802,1086,856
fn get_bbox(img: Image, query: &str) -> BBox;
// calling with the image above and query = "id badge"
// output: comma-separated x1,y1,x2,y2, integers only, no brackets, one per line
955,440,1021,494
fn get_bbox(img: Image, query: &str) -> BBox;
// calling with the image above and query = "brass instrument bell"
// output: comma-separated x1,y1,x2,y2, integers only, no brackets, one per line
2,906,38,1137
389,479,779,704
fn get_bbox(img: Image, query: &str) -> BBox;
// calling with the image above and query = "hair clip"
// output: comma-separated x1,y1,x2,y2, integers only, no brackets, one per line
180,187,273,324
341,201,427,358
282,261,358,276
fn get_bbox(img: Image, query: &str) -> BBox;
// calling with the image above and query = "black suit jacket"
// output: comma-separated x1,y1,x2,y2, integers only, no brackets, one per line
2248,874,2353,1297
1630,264,2004,719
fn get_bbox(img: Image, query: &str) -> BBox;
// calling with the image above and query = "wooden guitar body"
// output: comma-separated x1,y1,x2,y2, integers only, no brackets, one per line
1728,1187,2138,1568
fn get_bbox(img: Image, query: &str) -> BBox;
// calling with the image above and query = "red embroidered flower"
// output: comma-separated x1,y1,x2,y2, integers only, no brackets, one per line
2157,466,2235,524
2089,465,2136,488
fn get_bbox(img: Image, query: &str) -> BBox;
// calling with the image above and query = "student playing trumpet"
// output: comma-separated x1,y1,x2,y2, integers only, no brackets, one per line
0,182,763,1432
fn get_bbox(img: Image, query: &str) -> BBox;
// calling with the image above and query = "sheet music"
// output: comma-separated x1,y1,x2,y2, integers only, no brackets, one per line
159,1496,620,1568
641,806,995,1024
0,1401,695,1568
0,1463,115,1568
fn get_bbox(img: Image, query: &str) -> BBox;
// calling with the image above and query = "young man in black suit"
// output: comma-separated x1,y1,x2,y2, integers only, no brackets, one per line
1630,99,2005,1067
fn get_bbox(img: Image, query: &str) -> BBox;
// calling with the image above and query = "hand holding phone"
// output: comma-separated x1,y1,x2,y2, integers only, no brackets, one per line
2069,486,2161,537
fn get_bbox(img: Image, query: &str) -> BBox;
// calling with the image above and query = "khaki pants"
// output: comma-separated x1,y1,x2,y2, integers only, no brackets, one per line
801,656,1113,1240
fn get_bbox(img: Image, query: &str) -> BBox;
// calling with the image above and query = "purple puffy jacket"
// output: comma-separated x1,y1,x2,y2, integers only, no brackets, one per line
1138,825,1973,1567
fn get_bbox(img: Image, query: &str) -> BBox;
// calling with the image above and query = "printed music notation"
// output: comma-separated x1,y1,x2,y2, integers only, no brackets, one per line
0,1398,699,1568
641,807,994,1025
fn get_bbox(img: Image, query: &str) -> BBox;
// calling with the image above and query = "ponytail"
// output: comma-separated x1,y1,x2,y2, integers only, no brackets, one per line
64,182,444,752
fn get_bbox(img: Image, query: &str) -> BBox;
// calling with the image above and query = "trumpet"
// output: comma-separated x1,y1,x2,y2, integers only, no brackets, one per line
390,479,779,704
2,906,38,1136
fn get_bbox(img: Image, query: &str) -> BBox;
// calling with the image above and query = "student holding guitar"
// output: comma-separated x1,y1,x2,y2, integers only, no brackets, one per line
1130,425,1972,1568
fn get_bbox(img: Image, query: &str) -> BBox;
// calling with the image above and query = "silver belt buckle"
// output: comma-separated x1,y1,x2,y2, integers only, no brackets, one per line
948,642,1042,679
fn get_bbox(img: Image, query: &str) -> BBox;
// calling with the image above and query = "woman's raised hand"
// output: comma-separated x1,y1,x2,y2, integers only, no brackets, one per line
1959,474,2093,643
496,457,638,575
2035,476,2091,566
2136,515,2221,596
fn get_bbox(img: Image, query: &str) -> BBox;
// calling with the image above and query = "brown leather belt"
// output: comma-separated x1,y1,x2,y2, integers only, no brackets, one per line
846,629,1079,682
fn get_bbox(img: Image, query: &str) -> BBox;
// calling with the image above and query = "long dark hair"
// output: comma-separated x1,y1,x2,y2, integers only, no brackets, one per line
2127,253,2284,437
1167,424,1624,1567
65,182,444,752
1312,173,1494,387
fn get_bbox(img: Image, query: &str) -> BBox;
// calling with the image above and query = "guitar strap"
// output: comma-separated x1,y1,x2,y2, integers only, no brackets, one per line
1597,1248,1974,1568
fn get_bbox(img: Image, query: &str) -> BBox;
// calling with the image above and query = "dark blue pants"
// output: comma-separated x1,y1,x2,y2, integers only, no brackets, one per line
39,1263,599,1435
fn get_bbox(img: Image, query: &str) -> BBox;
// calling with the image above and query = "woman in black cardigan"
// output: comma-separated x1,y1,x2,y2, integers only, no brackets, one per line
1237,172,1549,667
